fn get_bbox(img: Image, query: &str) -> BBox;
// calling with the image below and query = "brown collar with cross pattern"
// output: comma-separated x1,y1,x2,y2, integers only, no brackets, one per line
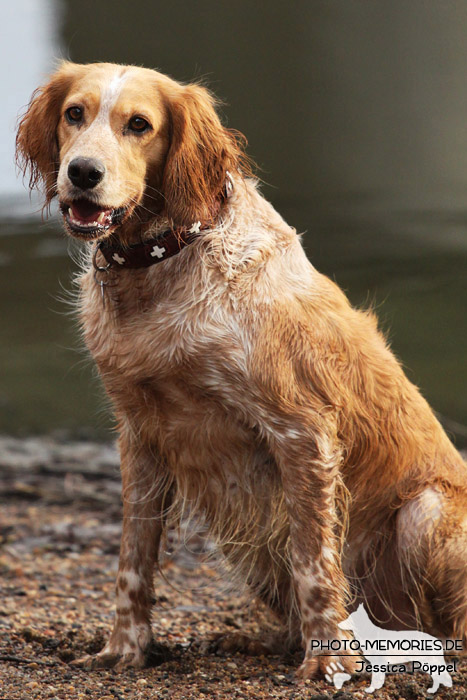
94,173,234,271
95,223,201,270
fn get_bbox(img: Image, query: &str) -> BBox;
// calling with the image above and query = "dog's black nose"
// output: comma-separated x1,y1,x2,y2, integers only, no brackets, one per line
68,157,105,190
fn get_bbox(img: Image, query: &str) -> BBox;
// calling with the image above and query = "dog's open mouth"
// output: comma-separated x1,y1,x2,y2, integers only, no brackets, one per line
60,199,128,239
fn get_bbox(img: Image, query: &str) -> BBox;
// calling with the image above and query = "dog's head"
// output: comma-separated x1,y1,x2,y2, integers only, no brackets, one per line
16,61,249,241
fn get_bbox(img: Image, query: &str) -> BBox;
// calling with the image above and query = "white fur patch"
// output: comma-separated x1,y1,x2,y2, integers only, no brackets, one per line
295,561,326,598
116,588,131,609
120,569,141,591
321,545,335,563
397,487,443,550
97,70,128,122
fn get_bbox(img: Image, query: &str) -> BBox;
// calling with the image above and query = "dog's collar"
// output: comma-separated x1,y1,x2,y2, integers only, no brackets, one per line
93,172,234,272
94,223,201,271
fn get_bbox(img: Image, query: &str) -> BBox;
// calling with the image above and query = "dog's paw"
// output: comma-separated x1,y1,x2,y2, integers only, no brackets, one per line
324,661,352,689
71,649,146,671
70,627,165,672
71,637,172,671
296,652,361,681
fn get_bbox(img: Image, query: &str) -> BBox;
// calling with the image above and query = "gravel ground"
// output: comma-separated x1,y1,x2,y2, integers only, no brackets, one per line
0,435,465,699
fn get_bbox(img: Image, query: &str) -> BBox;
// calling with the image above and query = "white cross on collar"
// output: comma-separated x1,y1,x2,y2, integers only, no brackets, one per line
150,244,166,259
112,252,126,265
188,221,202,234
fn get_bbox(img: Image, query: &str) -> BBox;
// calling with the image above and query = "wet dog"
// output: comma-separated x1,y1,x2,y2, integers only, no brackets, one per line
17,61,467,678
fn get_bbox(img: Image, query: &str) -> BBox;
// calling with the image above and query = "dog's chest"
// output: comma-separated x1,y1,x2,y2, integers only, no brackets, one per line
81,269,261,475
83,262,243,364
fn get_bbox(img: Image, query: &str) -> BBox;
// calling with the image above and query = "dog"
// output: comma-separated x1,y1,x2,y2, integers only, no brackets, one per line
16,61,467,680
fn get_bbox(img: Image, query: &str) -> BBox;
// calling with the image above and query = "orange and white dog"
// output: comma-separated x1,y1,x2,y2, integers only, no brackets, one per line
17,62,467,679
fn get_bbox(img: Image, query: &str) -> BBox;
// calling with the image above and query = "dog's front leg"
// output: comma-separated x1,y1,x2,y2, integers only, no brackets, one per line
75,436,170,671
269,424,359,680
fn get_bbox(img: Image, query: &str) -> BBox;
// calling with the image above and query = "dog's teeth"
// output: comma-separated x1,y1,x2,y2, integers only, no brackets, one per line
65,207,107,229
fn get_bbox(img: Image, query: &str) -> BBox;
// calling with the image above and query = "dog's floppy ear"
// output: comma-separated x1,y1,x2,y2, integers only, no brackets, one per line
16,62,79,210
161,83,251,227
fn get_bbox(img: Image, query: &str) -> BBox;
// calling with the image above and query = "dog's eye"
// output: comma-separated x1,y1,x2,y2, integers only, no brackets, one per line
65,106,83,124
128,116,151,133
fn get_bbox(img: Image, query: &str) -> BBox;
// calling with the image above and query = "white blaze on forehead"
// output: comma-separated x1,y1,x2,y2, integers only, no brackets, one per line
97,69,129,122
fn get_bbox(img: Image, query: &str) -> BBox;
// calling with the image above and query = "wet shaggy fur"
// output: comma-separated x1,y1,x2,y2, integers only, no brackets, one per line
16,61,467,679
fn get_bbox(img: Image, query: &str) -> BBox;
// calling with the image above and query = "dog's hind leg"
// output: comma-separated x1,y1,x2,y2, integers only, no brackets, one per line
397,484,467,647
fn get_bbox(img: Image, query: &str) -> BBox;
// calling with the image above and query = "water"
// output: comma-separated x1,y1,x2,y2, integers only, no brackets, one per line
1,0,466,444
0,218,110,438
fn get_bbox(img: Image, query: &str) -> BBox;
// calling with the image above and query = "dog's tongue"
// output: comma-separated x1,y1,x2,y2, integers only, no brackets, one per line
71,199,104,223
